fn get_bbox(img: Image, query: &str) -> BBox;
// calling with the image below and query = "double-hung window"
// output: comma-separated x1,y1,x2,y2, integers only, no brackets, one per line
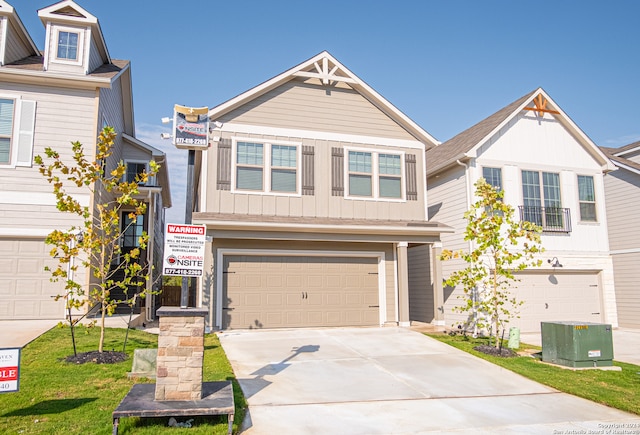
577,175,597,222
347,149,403,199
0,99,15,165
121,213,145,257
235,140,299,194
57,31,79,61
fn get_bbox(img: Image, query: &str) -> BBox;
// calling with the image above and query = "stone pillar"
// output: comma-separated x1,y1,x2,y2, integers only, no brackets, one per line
397,242,410,327
155,307,208,401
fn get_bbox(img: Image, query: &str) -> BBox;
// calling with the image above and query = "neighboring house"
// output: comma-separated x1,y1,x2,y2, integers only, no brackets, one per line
600,142,640,328
426,88,618,333
192,51,451,330
0,0,171,321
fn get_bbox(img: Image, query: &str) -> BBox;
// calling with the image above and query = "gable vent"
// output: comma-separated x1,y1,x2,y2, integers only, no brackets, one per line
52,6,86,18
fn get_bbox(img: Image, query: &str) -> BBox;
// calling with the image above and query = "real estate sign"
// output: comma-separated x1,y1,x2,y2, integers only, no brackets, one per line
173,105,209,150
163,223,206,277
0,348,20,393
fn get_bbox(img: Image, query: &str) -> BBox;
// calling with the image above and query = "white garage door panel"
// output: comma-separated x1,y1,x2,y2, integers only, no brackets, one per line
224,255,379,329
0,239,65,319
510,273,601,333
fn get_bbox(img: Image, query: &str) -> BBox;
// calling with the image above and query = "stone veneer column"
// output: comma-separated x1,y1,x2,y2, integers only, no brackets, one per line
155,307,208,401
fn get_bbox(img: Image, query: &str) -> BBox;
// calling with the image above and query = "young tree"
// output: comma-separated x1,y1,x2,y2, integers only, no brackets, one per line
440,179,544,347
35,127,159,353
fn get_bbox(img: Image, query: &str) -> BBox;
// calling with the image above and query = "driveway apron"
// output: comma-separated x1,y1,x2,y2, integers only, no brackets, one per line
219,327,640,434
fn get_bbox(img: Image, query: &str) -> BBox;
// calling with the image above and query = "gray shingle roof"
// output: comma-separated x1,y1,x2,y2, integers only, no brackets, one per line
426,90,537,176
600,145,640,173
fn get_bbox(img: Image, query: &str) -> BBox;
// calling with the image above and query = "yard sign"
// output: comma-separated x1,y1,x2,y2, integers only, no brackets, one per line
163,223,206,277
0,348,20,393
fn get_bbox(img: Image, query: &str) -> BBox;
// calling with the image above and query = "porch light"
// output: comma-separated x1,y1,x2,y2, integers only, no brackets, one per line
548,257,563,268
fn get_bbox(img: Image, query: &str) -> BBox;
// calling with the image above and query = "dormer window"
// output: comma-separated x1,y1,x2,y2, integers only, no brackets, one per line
57,31,79,60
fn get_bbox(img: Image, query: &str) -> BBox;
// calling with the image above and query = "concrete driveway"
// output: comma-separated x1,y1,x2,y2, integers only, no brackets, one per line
219,327,640,434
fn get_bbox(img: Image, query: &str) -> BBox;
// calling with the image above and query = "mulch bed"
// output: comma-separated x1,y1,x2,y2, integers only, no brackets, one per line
474,344,517,358
65,351,128,364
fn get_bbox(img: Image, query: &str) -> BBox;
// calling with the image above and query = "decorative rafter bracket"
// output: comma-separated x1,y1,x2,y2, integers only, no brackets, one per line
292,56,357,85
523,94,560,117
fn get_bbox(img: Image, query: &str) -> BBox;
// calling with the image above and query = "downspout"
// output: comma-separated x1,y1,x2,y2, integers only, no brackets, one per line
456,159,478,338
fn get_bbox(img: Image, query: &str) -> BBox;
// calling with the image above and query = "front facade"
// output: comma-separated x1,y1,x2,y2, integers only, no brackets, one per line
193,52,449,330
600,143,640,328
426,88,618,333
0,1,170,320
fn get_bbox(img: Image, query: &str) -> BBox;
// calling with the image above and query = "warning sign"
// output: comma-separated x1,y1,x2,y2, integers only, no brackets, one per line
0,348,20,393
163,223,206,277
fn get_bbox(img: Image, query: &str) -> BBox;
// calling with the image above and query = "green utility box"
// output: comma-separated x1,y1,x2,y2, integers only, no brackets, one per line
541,321,614,368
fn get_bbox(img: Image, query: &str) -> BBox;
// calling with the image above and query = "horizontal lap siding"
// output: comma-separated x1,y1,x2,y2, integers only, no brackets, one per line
603,169,640,251
5,20,34,64
220,80,415,140
0,82,97,231
612,252,640,328
427,167,469,328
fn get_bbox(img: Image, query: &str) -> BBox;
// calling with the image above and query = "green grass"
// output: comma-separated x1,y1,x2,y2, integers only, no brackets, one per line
427,332,640,415
0,325,246,434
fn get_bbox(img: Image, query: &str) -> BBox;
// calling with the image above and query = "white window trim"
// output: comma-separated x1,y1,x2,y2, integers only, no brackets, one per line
51,25,85,66
344,146,406,202
0,96,34,169
231,137,302,196
576,174,598,223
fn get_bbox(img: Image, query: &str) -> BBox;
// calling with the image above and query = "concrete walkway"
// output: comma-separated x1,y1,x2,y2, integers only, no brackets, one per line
219,327,640,434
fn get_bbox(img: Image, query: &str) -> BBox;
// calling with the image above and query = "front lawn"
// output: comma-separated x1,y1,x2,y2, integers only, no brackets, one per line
427,333,640,415
0,325,246,434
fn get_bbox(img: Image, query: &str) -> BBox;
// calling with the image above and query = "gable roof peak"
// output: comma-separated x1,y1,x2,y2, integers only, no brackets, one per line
38,0,96,24
208,51,439,148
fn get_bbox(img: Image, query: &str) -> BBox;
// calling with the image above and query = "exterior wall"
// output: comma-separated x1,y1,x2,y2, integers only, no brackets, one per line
408,244,434,323
5,19,33,64
219,79,416,141
88,30,103,73
0,81,97,234
603,167,640,328
426,165,469,327
203,238,398,329
44,23,88,75
207,131,426,221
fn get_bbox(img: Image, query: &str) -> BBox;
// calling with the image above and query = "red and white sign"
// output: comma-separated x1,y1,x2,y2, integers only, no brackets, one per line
0,348,20,393
163,224,206,277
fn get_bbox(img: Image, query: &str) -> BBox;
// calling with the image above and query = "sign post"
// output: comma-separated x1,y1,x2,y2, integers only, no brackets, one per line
0,348,20,393
163,223,206,308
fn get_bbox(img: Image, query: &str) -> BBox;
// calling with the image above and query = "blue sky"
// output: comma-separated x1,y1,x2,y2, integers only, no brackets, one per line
20,1,640,223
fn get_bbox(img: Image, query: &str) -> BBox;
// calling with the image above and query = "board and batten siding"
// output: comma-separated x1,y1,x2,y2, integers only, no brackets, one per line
408,244,434,323
208,132,426,221
218,79,416,141
0,82,97,232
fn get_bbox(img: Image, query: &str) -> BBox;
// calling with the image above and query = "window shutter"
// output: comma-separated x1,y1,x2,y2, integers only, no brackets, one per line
331,147,344,196
302,145,314,195
216,138,232,190
405,153,418,201
16,100,36,167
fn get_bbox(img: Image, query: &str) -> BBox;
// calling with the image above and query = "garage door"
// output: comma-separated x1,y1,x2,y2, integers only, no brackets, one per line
223,255,379,329
0,238,65,319
509,272,602,333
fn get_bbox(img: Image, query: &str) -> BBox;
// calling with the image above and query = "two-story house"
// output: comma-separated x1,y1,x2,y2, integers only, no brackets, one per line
192,51,450,330
425,88,618,333
0,0,171,321
600,142,640,329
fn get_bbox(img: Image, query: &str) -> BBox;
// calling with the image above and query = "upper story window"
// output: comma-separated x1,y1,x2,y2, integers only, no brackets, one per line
121,212,145,256
57,31,79,61
234,140,300,194
482,167,502,191
520,170,570,232
347,149,403,200
125,161,148,184
0,99,15,165
577,175,597,222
